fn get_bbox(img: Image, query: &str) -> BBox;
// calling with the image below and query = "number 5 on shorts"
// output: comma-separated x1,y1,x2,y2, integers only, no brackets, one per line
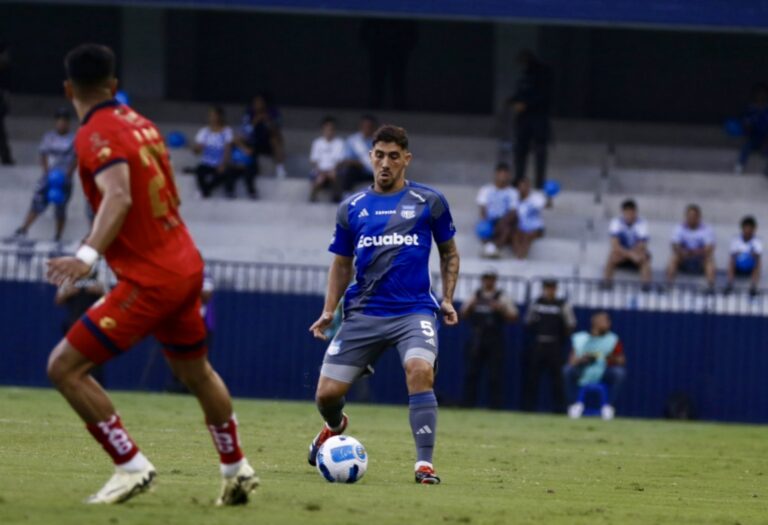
420,320,435,337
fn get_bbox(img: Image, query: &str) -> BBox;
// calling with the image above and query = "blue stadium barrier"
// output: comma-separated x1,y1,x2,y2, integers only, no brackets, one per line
2,251,767,423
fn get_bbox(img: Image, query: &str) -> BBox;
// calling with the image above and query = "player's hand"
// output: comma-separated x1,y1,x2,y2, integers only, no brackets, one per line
46,257,91,287
441,300,459,326
309,311,334,341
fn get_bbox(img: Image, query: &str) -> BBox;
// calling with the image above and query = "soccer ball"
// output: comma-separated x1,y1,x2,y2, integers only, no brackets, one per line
316,435,368,483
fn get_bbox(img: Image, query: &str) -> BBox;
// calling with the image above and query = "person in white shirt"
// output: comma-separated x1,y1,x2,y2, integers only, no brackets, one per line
603,199,652,289
309,116,345,202
512,177,546,259
192,106,233,198
725,216,762,295
666,204,716,290
476,163,519,258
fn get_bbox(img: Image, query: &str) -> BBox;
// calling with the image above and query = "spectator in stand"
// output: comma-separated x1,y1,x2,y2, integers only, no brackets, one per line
725,216,762,296
476,162,519,259
603,199,652,290
563,311,626,421
192,106,233,198
512,177,546,259
240,93,287,179
509,49,553,189
0,41,13,165
460,268,518,409
4,108,76,246
309,116,345,202
666,204,716,291
338,114,377,195
734,83,768,175
522,278,576,413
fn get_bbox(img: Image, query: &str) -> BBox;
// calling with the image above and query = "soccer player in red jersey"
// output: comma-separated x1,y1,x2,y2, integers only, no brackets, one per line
45,44,258,505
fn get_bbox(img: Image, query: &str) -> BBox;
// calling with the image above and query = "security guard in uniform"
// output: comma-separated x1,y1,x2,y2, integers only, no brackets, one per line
522,278,576,412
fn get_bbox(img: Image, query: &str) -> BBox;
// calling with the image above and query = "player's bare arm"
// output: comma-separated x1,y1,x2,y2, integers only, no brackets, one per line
310,254,353,340
47,162,131,286
437,238,460,326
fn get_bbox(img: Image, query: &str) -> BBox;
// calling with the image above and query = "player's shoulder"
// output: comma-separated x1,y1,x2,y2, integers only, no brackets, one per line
407,181,450,207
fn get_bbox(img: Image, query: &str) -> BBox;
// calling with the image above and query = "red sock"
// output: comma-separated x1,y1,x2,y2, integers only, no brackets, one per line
207,414,244,465
86,414,139,465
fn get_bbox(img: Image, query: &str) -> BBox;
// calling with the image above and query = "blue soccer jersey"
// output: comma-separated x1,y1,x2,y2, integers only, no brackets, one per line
329,181,456,317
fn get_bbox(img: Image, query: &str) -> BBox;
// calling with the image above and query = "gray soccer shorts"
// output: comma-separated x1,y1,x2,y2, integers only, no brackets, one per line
320,312,439,384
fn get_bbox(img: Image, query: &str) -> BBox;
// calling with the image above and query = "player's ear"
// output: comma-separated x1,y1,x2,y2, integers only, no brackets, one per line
403,150,413,166
63,80,73,101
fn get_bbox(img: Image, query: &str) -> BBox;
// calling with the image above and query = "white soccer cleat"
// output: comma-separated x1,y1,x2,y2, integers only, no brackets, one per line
216,460,260,506
568,402,584,419
601,404,616,421
85,463,156,504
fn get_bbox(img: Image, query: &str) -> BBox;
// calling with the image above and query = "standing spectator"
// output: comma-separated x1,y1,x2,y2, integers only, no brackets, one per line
510,49,553,189
360,19,418,110
512,177,546,259
309,116,345,202
192,106,233,198
725,216,762,295
476,162,519,259
460,268,518,409
666,204,716,291
603,199,652,289
338,114,377,195
563,311,626,421
0,41,13,165
522,278,576,413
4,108,76,245
734,83,768,175
240,93,287,179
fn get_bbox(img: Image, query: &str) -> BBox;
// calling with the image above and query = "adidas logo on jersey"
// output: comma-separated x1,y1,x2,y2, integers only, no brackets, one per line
415,425,433,435
357,233,420,248
358,208,369,218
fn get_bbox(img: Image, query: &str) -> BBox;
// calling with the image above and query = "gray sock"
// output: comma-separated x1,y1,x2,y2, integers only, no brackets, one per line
318,398,345,430
409,390,438,464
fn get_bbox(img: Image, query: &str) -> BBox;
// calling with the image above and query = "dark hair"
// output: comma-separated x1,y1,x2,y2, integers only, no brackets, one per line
686,204,701,215
54,107,71,120
321,116,337,126
495,162,510,172
64,43,115,88
372,125,409,150
211,105,226,119
361,114,378,124
621,199,637,210
742,215,757,228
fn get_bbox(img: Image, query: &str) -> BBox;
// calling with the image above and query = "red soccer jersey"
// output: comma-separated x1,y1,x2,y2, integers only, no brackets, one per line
75,100,202,286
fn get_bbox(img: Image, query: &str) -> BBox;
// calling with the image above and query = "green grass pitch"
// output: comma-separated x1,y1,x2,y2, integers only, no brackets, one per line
0,387,766,525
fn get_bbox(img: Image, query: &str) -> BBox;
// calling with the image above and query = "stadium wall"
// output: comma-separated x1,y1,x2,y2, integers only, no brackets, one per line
4,281,768,424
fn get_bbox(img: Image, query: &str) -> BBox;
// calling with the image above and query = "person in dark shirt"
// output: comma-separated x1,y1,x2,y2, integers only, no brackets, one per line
521,278,576,412
734,83,768,175
509,50,553,189
238,93,287,179
460,268,518,409
0,41,14,165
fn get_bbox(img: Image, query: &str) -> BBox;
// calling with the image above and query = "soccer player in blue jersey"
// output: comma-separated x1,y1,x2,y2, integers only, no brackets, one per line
308,125,460,484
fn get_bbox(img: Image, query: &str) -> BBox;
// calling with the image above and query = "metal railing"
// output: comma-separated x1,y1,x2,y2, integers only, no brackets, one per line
2,248,766,315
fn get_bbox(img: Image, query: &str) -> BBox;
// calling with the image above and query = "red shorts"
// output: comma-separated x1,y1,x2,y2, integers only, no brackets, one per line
66,272,208,364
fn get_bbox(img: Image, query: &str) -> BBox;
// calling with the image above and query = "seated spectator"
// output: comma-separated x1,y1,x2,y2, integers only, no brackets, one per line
666,204,716,291
603,199,652,289
734,83,768,175
192,106,233,198
725,216,762,295
227,141,259,200
476,162,519,258
4,107,76,246
512,177,546,259
240,93,287,179
338,114,377,195
564,311,626,421
309,116,345,202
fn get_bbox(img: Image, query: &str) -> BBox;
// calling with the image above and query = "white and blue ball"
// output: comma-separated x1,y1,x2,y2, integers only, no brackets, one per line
316,435,367,483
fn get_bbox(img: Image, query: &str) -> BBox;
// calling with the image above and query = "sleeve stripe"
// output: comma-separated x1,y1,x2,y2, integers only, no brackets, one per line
92,158,128,178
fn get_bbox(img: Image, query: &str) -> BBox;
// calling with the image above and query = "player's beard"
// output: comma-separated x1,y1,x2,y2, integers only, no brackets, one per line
375,170,402,192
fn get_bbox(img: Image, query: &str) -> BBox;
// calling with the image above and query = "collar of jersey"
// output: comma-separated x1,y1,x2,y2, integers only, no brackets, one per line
81,99,120,125
367,180,411,197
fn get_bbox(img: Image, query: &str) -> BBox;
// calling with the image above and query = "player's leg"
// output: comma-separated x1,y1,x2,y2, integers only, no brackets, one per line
666,251,680,284
395,314,440,484
155,283,257,506
49,284,159,503
604,250,623,284
703,254,717,289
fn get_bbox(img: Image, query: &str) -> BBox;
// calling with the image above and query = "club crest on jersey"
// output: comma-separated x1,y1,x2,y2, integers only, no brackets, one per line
401,205,416,219
99,316,117,330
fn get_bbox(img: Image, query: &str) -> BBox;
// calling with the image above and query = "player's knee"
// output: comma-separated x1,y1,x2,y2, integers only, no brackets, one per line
46,342,72,387
315,379,346,406
405,359,434,390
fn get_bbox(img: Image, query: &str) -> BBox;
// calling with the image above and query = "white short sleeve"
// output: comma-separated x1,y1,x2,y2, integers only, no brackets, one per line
609,217,621,236
671,224,684,244
195,127,208,145
476,185,491,206
703,225,715,246
222,127,234,143
754,238,764,255
636,220,649,240
531,191,547,209
309,138,322,163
